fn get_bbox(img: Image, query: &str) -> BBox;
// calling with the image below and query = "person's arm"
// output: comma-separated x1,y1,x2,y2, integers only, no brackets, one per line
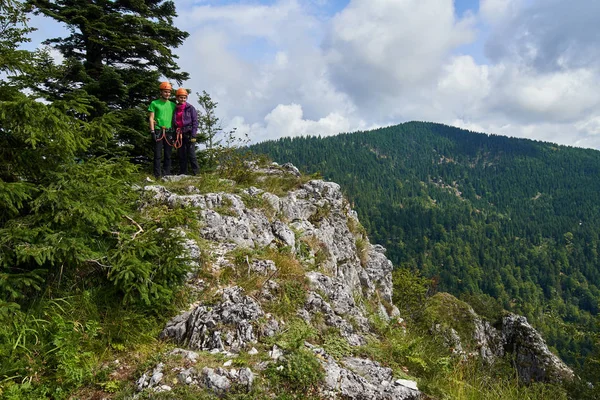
191,106,199,137
149,112,155,132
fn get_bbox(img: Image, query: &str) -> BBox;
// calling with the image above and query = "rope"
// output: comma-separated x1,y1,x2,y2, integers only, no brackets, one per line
155,127,183,149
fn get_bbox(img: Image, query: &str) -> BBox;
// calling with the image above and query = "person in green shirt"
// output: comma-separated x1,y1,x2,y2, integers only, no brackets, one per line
148,81,177,178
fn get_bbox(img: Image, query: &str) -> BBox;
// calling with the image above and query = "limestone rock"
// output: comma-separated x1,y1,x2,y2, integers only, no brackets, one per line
308,345,420,400
160,286,264,353
502,314,574,383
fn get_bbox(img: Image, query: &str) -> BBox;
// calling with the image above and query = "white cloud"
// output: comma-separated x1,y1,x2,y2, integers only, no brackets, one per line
227,103,359,143
479,0,521,25
167,0,600,150
485,0,600,71
500,68,600,122
437,55,491,118
324,0,476,104
263,103,351,137
175,0,357,142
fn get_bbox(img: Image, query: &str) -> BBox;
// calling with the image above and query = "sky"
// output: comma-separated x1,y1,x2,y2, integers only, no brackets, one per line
26,0,600,148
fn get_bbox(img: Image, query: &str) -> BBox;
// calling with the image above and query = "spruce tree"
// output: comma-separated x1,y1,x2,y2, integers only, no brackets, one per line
25,0,190,159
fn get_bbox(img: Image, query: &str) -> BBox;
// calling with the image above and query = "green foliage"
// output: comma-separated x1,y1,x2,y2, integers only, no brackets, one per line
260,320,324,396
1,299,98,395
421,293,484,350
0,0,34,74
439,359,569,400
215,133,260,184
0,2,201,397
321,331,353,360
308,202,331,226
0,283,176,396
392,268,430,320
0,90,113,181
460,292,504,323
265,280,308,318
265,347,324,395
107,206,196,308
269,319,317,351
196,90,222,169
360,317,451,380
239,192,276,218
0,159,134,308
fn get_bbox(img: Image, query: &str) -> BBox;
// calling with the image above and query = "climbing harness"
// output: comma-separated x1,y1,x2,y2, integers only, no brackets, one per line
155,126,182,149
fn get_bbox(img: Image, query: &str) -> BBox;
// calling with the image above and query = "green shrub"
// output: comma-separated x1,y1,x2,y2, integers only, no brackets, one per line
265,347,324,394
460,292,505,323
321,332,352,360
392,268,430,320
107,206,195,310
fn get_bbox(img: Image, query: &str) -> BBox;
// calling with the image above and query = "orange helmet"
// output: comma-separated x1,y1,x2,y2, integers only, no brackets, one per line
175,88,188,97
159,81,172,90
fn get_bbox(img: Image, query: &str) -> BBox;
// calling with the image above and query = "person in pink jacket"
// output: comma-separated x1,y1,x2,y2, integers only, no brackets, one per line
172,88,199,175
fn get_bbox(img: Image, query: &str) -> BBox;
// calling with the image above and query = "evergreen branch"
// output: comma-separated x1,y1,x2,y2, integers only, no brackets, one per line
124,215,143,239
86,258,110,269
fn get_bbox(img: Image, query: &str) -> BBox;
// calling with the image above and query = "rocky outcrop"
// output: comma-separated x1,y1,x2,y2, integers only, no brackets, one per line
160,286,268,353
138,165,412,398
306,344,419,400
148,173,400,345
135,348,255,395
426,293,573,384
501,314,574,383
136,162,572,398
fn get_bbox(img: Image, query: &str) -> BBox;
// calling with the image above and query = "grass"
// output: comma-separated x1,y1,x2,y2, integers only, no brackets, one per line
153,172,237,195
251,173,316,197
239,192,277,220
438,360,569,400
296,235,330,272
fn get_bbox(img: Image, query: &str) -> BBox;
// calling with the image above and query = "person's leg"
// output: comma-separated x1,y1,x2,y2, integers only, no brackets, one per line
189,139,199,175
163,143,173,176
178,142,188,175
153,137,162,178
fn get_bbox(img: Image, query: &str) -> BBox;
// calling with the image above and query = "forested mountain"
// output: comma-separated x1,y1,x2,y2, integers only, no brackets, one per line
251,122,600,379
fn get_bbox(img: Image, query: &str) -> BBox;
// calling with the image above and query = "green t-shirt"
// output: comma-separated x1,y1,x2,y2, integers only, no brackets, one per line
148,99,176,129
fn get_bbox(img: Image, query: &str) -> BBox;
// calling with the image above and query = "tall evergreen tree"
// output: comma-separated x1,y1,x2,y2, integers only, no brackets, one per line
0,0,34,75
25,0,190,159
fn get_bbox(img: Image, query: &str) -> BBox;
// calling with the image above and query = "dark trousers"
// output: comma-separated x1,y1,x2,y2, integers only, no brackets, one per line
178,135,199,175
153,137,173,178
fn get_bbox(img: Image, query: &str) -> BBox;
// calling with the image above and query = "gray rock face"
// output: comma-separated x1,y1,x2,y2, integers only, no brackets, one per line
160,286,264,352
136,355,255,395
202,367,232,394
433,305,573,384
136,362,165,391
364,245,395,304
152,177,399,344
308,345,419,400
501,314,574,383
145,172,414,397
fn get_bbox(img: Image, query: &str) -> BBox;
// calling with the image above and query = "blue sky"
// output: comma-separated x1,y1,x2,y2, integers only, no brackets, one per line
22,0,600,149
